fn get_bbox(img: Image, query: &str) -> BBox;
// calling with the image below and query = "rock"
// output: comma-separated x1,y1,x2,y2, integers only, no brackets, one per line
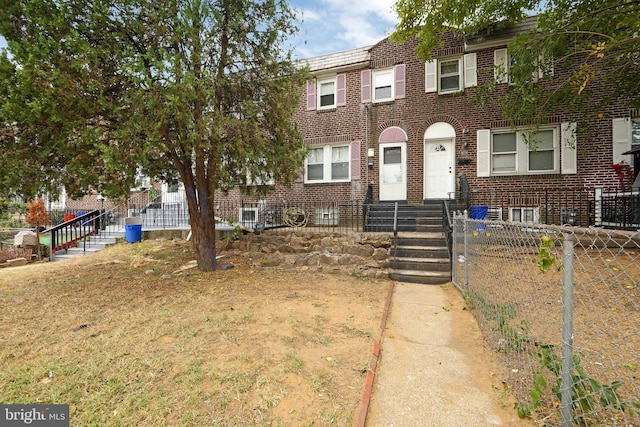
14,231,38,247
372,247,389,260
260,251,284,267
345,244,375,258
318,253,337,265
7,257,28,267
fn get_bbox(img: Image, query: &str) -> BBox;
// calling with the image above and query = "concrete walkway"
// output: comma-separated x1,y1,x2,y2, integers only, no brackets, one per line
359,282,536,427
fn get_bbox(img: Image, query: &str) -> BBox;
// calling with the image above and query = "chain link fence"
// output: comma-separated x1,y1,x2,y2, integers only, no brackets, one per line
452,212,640,426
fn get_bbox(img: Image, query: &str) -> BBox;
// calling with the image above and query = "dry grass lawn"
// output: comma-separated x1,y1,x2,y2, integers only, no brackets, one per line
0,239,388,426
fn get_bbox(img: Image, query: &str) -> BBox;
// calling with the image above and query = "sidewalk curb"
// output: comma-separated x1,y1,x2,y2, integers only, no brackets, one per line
353,280,395,427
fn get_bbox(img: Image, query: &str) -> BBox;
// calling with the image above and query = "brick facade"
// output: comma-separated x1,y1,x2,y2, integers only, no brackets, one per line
216,25,635,212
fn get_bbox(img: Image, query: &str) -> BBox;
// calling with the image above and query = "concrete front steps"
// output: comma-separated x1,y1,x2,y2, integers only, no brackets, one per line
389,231,451,285
52,233,123,261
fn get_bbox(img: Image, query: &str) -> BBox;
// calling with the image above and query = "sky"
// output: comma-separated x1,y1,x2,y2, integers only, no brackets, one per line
0,0,399,59
288,0,399,59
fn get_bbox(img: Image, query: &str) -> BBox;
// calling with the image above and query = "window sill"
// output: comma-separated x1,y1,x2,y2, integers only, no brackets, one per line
372,100,395,106
303,180,351,185
490,171,560,177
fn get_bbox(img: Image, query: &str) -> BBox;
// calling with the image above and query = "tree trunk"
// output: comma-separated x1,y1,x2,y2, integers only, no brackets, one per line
184,184,218,272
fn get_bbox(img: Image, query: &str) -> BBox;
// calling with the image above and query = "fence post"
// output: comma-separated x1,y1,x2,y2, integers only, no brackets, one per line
452,213,458,286
560,233,576,427
463,210,469,289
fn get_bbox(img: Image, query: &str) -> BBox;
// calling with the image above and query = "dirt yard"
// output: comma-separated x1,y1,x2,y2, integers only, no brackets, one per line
0,239,388,426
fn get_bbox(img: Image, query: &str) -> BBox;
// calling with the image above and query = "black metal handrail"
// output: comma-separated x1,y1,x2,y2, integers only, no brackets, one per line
47,210,100,258
443,199,454,260
391,202,399,259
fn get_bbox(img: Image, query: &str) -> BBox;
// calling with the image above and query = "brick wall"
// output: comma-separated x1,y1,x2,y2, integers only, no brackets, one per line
216,30,632,208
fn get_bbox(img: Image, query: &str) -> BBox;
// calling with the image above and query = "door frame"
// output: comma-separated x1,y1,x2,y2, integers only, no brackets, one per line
423,122,457,200
424,138,455,199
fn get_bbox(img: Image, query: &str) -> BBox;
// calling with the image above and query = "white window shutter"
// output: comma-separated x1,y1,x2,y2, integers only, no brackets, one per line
394,64,406,99
561,122,577,174
336,74,346,107
477,129,491,177
538,54,554,79
306,80,316,111
350,140,361,180
464,53,477,88
612,117,631,164
494,49,508,84
361,69,372,103
425,60,437,93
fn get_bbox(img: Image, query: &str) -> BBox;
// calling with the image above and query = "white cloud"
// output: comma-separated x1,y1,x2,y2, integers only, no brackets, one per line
289,0,398,58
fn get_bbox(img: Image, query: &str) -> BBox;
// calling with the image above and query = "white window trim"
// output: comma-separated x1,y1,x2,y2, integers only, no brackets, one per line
239,207,259,227
304,144,351,184
373,68,394,103
509,207,540,224
490,127,560,176
438,57,463,94
317,75,337,110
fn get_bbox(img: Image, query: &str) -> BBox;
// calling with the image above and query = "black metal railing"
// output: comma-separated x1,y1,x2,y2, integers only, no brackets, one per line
48,210,101,258
595,187,640,229
460,188,592,227
236,199,366,232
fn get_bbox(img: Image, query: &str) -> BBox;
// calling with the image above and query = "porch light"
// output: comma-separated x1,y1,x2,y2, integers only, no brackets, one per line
367,147,375,157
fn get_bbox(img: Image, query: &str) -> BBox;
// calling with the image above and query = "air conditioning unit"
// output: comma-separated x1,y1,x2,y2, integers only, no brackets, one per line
486,208,503,221
314,207,339,226
509,207,540,224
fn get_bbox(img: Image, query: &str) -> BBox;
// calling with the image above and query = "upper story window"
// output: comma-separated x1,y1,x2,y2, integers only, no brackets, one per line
476,125,579,177
361,64,406,104
373,69,393,102
494,48,554,84
306,74,346,111
318,77,336,109
425,53,476,94
305,144,351,183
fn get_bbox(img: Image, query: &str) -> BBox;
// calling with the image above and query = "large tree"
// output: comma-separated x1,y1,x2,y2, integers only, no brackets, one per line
0,0,308,271
392,0,640,122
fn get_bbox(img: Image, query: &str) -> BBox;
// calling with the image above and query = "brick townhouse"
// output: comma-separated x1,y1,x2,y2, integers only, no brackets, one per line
64,18,640,229
226,17,638,227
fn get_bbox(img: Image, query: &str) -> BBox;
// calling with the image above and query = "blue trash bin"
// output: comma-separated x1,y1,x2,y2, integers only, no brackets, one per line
469,206,489,232
125,224,142,243
469,206,488,219
124,217,143,243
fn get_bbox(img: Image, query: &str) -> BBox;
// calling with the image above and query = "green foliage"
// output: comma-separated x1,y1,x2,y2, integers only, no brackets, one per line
515,345,640,424
392,0,640,122
537,235,560,273
0,0,308,270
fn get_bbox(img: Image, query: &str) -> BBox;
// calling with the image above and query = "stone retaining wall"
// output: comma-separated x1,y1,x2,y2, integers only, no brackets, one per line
221,229,393,279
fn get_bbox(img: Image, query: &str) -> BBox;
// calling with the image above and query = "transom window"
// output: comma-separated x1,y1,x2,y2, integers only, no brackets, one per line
373,69,393,102
491,128,558,175
305,145,350,183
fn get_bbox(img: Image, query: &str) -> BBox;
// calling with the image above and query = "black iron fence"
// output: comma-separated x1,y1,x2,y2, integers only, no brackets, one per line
461,188,592,227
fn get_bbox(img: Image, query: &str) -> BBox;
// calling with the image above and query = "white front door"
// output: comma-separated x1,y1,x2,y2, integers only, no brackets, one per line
379,142,407,201
424,139,454,199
